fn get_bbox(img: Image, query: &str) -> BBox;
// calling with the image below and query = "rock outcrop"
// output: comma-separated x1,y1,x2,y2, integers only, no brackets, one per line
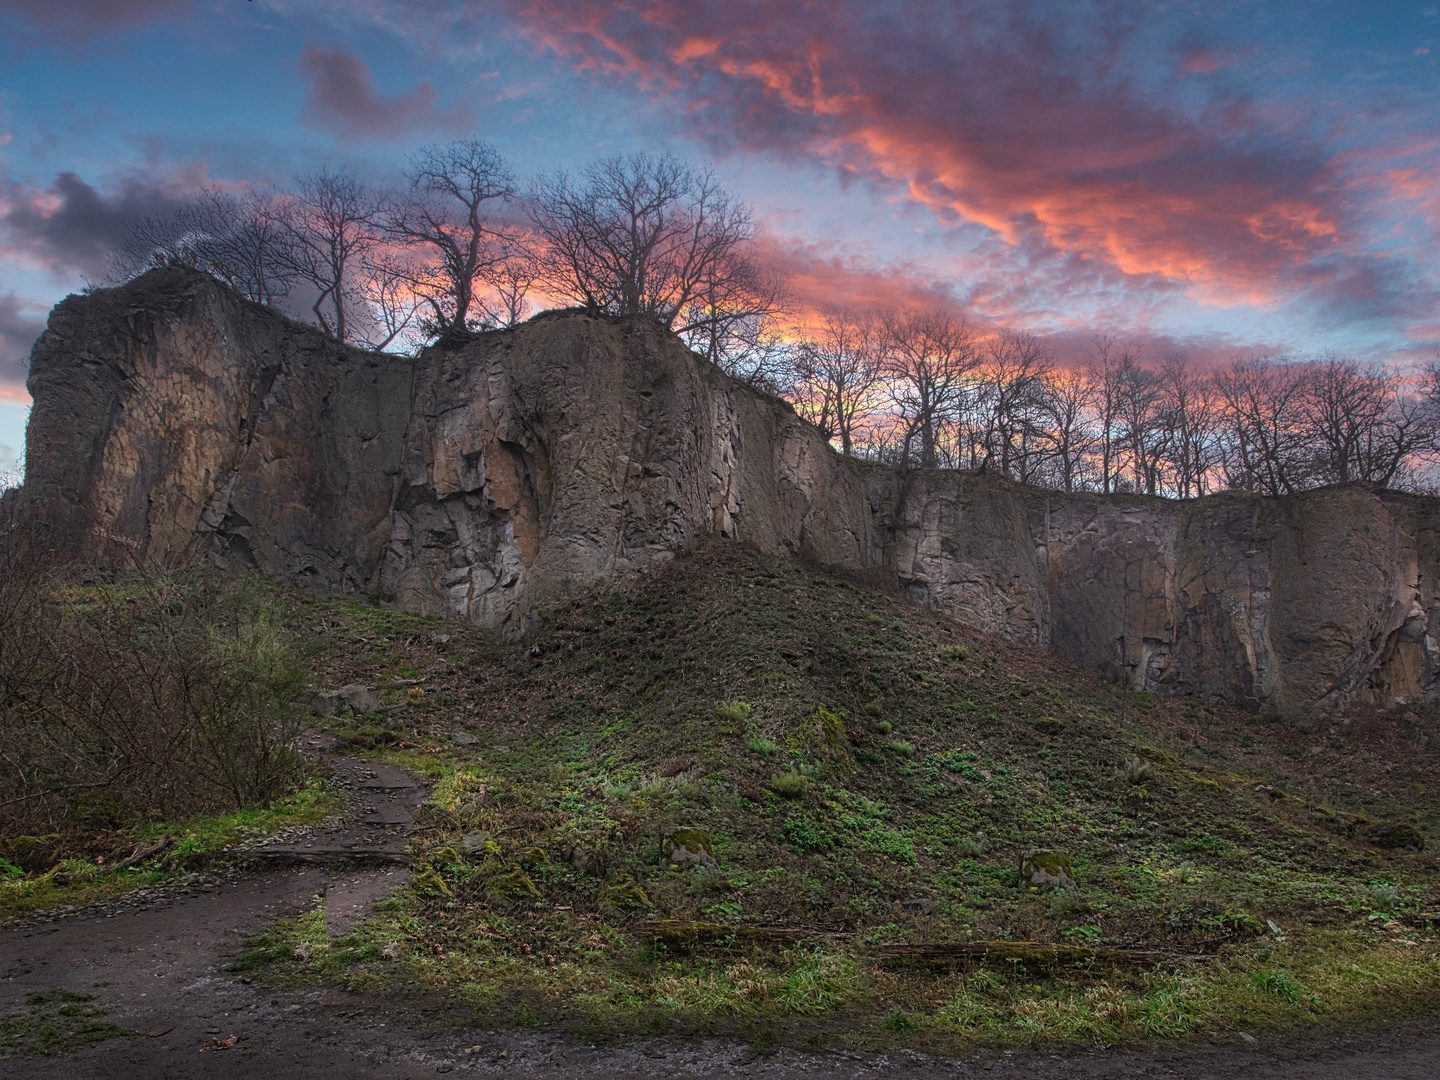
20,269,1440,722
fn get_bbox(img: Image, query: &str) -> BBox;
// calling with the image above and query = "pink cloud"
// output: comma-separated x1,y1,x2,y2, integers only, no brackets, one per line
503,1,1373,312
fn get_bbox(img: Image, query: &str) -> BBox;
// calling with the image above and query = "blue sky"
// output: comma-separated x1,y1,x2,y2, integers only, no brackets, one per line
2,0,1438,474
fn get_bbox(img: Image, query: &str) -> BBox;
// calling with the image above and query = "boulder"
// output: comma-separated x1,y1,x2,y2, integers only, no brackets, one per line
661,827,717,868
570,845,605,876
1363,821,1427,851
460,830,494,853
1020,849,1076,891
311,683,381,718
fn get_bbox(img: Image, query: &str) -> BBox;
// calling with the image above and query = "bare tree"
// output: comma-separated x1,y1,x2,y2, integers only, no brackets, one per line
1086,335,1127,493
526,152,784,358
975,328,1052,479
385,139,516,340
789,306,884,454
1155,356,1217,497
480,235,540,328
1035,369,1097,492
353,250,422,352
1213,357,1311,495
1114,354,1166,494
267,167,383,343
878,307,978,469
1301,354,1440,488
109,187,296,305
676,261,791,379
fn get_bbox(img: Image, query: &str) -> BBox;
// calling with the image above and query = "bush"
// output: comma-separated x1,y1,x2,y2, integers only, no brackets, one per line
744,731,778,758
1251,970,1308,1004
0,523,309,835
783,815,833,852
767,772,808,799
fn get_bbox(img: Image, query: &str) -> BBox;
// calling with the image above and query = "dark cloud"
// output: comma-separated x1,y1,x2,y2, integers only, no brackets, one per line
0,291,45,382
0,168,200,279
298,42,471,144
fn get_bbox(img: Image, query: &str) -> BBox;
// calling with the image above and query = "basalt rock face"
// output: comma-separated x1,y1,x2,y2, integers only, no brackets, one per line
21,269,1440,722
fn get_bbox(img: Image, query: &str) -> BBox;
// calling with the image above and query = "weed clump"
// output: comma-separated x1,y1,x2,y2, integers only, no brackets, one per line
1121,757,1154,785
716,701,753,725
768,772,808,799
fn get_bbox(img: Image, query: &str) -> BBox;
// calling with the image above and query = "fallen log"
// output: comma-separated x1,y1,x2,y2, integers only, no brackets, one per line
52,835,173,885
638,919,850,949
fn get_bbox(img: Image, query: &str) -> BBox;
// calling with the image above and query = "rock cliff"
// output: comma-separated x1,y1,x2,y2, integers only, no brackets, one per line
21,269,1440,722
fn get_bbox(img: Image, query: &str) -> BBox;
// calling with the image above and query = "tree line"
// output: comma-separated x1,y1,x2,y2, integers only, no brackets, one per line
112,139,1440,498
786,309,1440,496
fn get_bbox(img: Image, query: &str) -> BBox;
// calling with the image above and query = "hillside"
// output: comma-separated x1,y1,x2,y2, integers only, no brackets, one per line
235,540,1440,1049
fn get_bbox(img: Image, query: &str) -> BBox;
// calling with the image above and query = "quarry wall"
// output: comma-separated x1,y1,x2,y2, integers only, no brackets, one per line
21,268,1440,722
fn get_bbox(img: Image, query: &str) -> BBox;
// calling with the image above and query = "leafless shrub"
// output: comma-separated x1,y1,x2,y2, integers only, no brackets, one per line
0,516,308,836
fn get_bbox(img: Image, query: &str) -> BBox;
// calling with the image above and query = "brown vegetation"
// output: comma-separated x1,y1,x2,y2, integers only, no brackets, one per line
0,514,309,843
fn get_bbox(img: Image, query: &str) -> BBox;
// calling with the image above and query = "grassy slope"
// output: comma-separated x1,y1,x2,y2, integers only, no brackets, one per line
235,543,1440,1045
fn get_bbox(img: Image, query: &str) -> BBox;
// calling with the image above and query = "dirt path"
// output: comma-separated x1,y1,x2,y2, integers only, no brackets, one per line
2,751,1438,1078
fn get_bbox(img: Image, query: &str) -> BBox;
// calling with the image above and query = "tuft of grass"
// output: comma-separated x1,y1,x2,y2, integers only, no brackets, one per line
1121,757,1154,785
1251,970,1309,1004
716,701,753,725
767,772,808,799
745,731,779,759
883,1008,918,1032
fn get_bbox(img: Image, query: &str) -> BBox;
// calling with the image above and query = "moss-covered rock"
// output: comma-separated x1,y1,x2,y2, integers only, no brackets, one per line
661,828,717,868
1364,821,1427,851
1019,849,1076,890
598,871,654,911
485,865,542,903
1033,717,1064,736
411,865,453,899
516,846,551,869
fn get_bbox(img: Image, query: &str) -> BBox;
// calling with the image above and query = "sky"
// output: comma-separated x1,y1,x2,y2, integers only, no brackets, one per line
1,0,1438,475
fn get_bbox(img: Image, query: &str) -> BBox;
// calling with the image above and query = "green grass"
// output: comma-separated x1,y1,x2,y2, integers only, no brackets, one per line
227,541,1439,1049
0,991,134,1057
0,782,340,920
